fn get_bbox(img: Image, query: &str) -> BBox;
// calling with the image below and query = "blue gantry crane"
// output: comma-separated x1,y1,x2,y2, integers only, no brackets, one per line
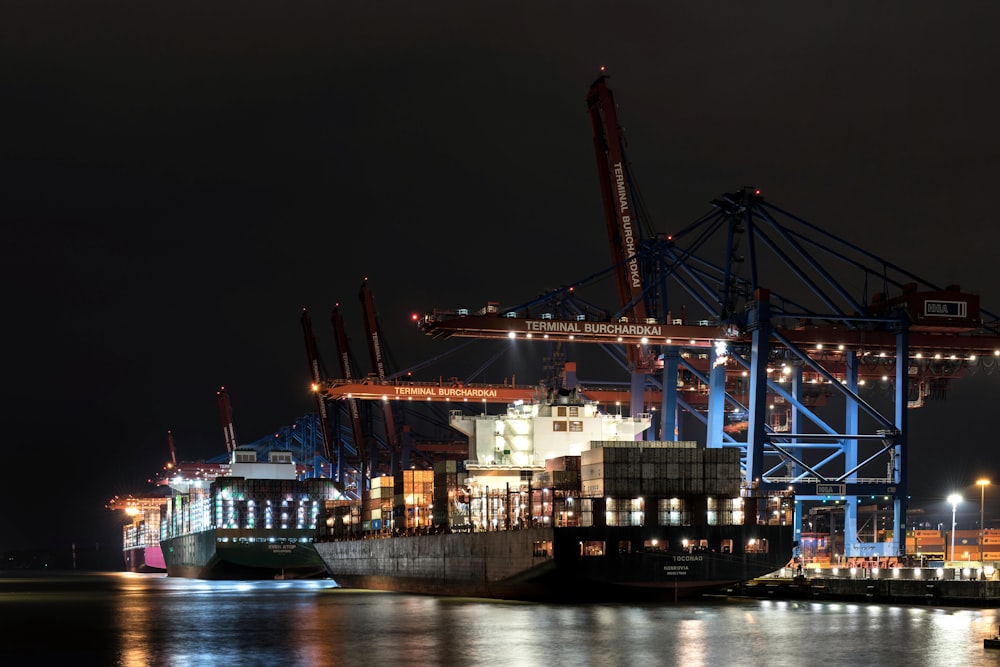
414,73,1000,560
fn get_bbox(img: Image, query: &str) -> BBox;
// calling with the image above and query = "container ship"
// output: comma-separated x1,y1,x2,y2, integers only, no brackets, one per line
159,448,341,579
107,494,170,573
315,393,796,601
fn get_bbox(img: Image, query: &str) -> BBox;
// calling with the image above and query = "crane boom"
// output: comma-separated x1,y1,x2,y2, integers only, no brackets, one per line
420,312,1000,352
587,74,648,324
167,429,178,468
318,378,656,407
332,303,369,483
359,279,390,382
300,308,335,462
359,279,400,472
215,386,238,453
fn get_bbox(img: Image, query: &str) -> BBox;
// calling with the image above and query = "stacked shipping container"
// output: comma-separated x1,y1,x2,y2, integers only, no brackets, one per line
580,441,741,498
395,469,434,530
364,475,394,531
433,459,467,529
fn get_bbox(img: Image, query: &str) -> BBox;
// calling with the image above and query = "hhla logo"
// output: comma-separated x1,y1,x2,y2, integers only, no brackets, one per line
923,300,966,317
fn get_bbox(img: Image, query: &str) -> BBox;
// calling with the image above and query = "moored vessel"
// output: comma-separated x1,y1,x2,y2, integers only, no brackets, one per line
108,494,170,573
315,393,795,600
159,449,340,579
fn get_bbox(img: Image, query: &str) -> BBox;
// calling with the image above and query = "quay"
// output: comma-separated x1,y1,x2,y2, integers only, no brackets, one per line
727,564,1000,606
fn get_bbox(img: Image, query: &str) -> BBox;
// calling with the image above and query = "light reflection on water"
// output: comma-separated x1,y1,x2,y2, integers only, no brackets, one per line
2,572,1000,666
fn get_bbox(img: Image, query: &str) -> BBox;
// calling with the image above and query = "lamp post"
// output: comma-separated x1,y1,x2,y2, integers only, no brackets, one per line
948,494,962,562
978,479,990,573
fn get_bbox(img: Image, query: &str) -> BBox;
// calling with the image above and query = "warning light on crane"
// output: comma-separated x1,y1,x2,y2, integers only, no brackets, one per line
714,340,730,367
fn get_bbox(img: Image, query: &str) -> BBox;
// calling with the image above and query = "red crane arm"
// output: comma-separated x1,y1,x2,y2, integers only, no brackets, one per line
358,279,399,455
587,74,647,323
300,308,335,461
215,386,238,453
331,303,369,473
167,429,178,468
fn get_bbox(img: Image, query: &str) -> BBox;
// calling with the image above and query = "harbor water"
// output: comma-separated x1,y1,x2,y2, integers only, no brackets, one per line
3,571,1000,666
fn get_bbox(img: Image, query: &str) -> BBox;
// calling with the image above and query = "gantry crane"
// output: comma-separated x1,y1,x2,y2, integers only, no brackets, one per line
314,286,492,487
417,212,998,558
301,308,357,492
305,75,1000,559
412,75,1000,560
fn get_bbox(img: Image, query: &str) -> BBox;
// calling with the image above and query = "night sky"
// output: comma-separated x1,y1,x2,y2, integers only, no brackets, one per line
4,2,1000,566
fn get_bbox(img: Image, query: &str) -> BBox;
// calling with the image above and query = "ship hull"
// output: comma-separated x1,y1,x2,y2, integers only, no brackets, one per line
316,524,794,601
162,529,327,580
123,545,166,573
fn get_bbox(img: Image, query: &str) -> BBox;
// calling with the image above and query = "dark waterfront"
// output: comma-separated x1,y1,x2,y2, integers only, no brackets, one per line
3,572,1000,666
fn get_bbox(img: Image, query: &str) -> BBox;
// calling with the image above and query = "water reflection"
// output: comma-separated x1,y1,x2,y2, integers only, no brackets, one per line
2,573,999,666
111,574,341,666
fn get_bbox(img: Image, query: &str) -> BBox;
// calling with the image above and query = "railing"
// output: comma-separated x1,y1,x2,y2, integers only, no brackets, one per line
765,476,895,485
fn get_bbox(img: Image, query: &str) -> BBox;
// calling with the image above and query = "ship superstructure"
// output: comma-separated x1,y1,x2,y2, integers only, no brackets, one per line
452,392,649,467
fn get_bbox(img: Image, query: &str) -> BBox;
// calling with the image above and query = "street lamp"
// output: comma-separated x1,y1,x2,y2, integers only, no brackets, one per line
978,479,990,571
948,494,962,562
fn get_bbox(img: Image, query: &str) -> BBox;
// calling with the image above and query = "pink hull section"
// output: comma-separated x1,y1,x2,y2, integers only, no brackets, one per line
123,546,167,573
145,546,165,570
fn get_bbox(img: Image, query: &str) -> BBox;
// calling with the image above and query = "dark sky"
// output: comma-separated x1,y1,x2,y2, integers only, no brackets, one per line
4,2,1000,562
